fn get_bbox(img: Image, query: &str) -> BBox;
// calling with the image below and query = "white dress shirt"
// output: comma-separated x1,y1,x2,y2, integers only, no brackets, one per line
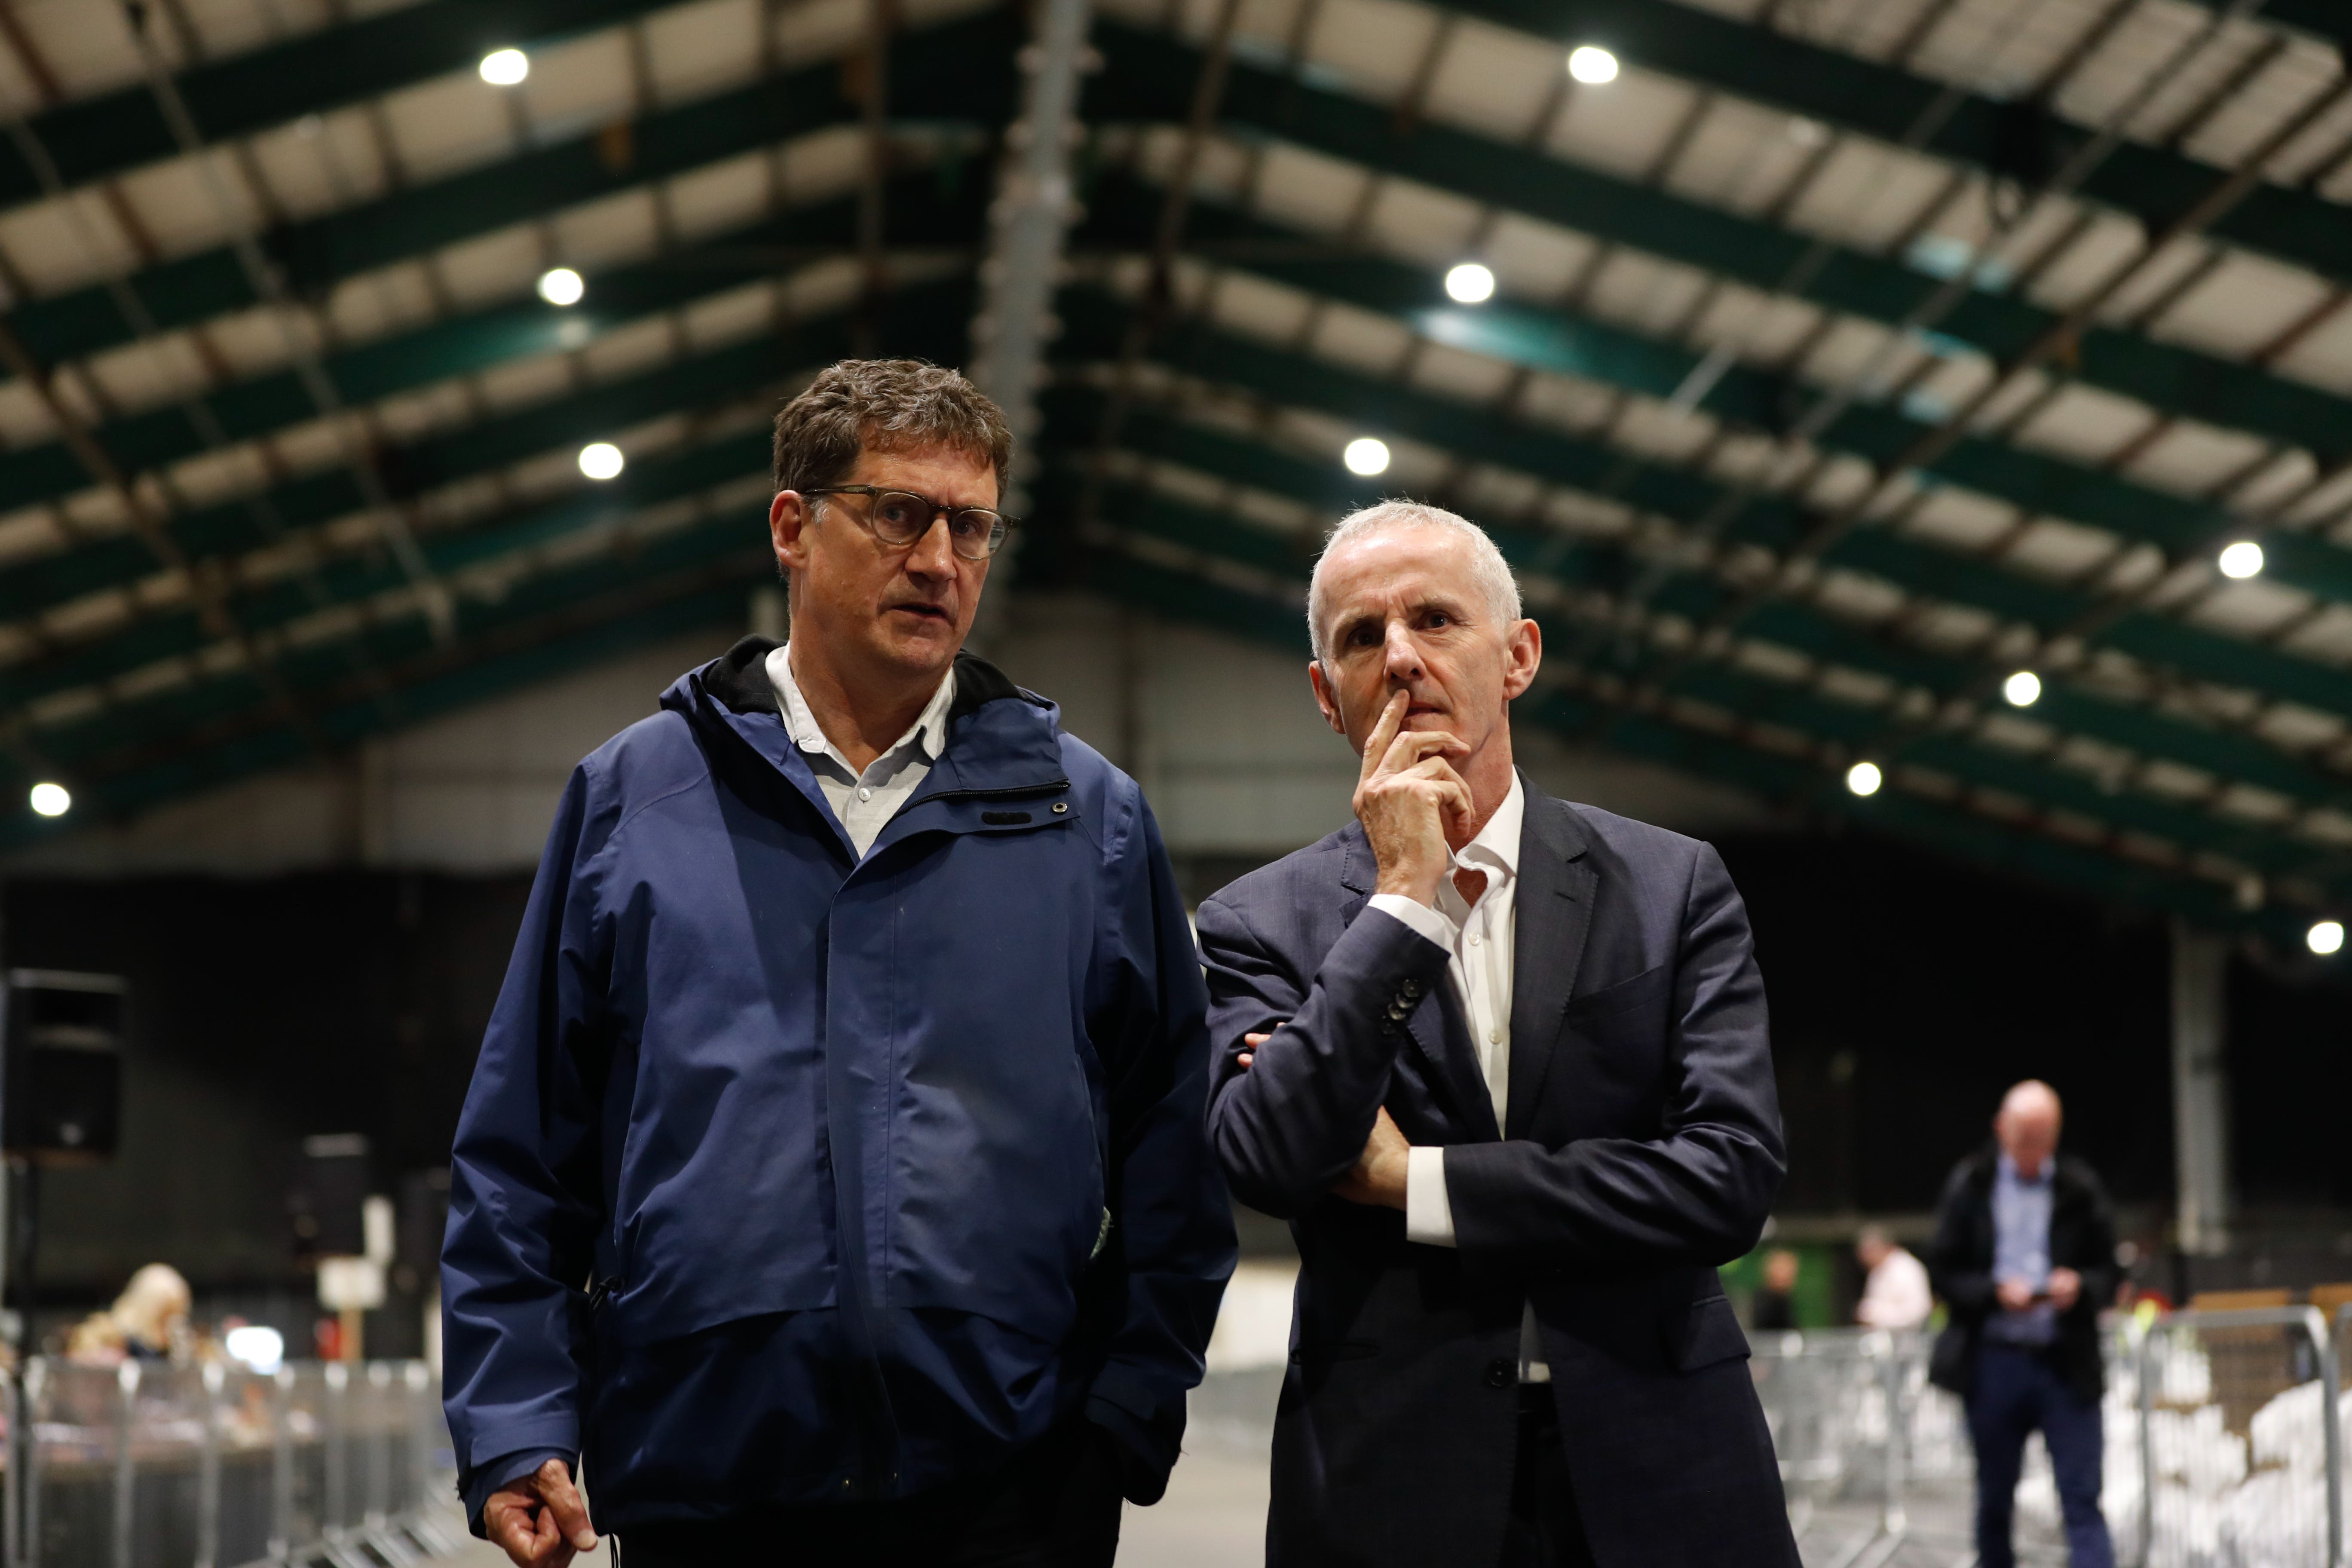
1856,1246,1934,1331
1364,773,1549,1380
766,643,955,857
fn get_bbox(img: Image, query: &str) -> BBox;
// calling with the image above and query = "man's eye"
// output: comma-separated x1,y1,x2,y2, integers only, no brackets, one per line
876,498,923,528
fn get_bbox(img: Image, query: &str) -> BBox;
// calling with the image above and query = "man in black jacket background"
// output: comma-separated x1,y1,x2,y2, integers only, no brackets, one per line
1926,1080,2119,1568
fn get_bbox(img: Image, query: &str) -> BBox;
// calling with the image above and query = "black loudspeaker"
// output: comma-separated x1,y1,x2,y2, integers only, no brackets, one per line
2,970,126,1161
292,1133,371,1259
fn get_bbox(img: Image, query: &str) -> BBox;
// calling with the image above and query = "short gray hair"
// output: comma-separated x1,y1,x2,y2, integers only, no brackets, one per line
1306,500,1523,665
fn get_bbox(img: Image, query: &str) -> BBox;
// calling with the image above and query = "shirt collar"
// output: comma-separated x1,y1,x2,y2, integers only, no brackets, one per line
1997,1152,2052,1190
768,642,956,771
1453,771,1525,883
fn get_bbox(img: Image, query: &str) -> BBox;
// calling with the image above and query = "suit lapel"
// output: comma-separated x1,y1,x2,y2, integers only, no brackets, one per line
1507,775,1595,1140
1337,824,1499,1142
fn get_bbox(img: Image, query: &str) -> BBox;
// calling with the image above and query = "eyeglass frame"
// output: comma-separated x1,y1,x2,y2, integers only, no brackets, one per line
798,484,1016,560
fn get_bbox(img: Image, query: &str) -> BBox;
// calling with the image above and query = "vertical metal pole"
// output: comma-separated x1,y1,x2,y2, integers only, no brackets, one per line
2137,1323,2158,1568
2170,921,2233,1257
196,1363,222,1568
20,1361,40,1568
1,1360,18,1568
268,1368,292,1566
2314,1307,2344,1568
325,1361,347,1536
111,1363,136,1568
1880,1340,1906,1539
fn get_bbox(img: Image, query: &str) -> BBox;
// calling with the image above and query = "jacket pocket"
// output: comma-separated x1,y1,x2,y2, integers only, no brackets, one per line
1567,962,1669,1023
1662,1293,1750,1372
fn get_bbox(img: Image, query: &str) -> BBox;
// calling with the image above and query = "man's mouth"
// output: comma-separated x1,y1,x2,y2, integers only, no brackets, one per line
888,603,951,622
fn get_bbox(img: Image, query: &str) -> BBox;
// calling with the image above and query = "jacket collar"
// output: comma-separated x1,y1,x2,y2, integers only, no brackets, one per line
664,637,1068,854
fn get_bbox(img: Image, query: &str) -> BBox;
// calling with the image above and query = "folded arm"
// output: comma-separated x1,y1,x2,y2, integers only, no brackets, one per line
1439,843,1785,1273
1200,896,1451,1219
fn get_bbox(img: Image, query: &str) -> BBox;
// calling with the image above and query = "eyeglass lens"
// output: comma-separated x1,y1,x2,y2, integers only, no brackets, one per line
868,490,1006,559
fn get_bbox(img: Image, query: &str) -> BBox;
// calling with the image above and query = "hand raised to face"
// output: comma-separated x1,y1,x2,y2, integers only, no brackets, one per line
1353,691,1473,907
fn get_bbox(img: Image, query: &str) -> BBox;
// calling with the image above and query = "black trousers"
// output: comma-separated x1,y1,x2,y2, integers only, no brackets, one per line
614,1421,1124,1568
1499,1385,1598,1568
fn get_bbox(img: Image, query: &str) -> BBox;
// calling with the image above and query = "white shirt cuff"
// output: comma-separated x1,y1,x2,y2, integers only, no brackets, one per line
1368,893,1458,952
1405,1145,1456,1247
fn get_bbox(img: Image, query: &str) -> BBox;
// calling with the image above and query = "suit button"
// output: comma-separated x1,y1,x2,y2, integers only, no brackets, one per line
1484,1358,1515,1390
1401,978,1424,998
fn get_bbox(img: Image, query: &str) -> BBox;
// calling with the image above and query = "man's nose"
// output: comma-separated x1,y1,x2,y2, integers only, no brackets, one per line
904,511,959,580
1382,622,1423,680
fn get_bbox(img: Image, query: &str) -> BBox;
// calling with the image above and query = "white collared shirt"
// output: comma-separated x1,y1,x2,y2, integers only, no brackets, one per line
766,643,955,857
1365,773,1549,1380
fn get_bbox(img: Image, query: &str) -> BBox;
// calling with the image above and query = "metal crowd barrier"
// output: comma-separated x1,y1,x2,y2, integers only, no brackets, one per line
0,1357,461,1568
1755,1308,2346,1568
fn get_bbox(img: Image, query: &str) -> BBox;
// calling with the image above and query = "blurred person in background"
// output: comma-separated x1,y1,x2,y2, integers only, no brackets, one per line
442,361,1234,1568
1202,502,1795,1568
65,1262,191,1365
1927,1080,2118,1568
1853,1225,1931,1331
1752,1248,1801,1332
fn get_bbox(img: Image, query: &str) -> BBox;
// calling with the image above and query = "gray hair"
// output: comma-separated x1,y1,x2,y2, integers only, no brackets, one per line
1306,500,1523,665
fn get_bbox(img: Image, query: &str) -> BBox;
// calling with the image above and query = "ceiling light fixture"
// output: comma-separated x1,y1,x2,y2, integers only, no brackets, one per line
1343,437,1390,477
479,48,530,86
2309,919,2344,956
1845,761,1882,797
1444,262,1495,304
579,442,625,481
2003,670,2041,707
2217,540,2264,579
538,267,585,307
1567,45,1619,84
28,781,70,818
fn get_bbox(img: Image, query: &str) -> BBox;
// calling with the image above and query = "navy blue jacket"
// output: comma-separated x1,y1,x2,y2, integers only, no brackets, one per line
441,638,1234,1530
1201,780,1795,1568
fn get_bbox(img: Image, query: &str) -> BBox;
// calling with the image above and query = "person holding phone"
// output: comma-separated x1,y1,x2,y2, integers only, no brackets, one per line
1926,1080,2119,1568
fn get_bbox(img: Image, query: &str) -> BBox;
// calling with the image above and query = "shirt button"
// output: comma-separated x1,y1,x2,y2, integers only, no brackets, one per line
858,787,872,801
1489,1029,1502,1044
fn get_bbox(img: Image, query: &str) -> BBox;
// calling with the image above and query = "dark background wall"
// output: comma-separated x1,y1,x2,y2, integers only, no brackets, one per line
2,828,2343,1320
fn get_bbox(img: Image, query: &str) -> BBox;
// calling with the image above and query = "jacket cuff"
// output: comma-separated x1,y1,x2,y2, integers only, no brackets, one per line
1086,1363,1181,1505
1366,894,1456,952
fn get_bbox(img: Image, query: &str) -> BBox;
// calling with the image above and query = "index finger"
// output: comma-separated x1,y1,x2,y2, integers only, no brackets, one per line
538,1464,597,1553
1357,690,1409,784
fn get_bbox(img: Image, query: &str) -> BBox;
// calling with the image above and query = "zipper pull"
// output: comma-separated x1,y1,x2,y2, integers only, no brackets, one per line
1091,1208,1112,1261
586,1275,624,1313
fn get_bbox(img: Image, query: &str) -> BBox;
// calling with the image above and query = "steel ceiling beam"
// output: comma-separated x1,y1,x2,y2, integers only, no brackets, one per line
0,278,971,747
1078,541,2313,943
0,0,686,216
1047,291,2352,822
1085,18,2352,470
0,170,987,527
3,9,1018,375
1059,398,2350,879
1405,0,2352,294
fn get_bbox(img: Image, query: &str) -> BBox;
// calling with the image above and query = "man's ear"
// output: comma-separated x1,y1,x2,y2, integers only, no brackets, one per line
1500,616,1542,700
770,490,813,577
1308,659,1353,745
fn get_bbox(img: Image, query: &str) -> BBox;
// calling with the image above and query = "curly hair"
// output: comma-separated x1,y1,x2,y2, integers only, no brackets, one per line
770,359,1014,496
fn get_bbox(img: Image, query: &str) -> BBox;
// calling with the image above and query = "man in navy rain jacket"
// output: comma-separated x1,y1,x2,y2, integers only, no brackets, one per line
441,360,1236,1567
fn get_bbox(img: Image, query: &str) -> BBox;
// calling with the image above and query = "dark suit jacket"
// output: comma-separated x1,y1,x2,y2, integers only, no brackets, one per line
1199,776,1796,1568
1925,1145,2119,1405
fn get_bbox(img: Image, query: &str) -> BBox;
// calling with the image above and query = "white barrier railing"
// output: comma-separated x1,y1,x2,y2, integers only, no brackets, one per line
0,1358,459,1568
1755,1308,2345,1568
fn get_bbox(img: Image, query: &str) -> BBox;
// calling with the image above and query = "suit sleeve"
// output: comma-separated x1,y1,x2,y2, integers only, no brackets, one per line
439,765,614,1528
1926,1165,1995,1320
1439,842,1785,1272
1084,785,1238,1504
2066,1164,2121,1320
1200,894,1454,1219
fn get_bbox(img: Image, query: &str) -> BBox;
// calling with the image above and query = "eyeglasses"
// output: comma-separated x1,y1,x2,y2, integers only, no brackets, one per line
801,486,1014,561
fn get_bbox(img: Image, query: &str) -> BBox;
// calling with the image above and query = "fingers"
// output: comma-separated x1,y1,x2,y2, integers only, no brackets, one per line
1376,726,1470,781
1243,1033,1271,1047
537,1460,598,1553
1357,691,1409,783
1236,1054,1253,1069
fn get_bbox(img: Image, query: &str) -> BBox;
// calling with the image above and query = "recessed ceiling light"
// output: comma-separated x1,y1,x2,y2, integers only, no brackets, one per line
1845,761,1882,797
1567,45,1619,85
2217,540,2263,579
29,781,70,817
579,442,625,481
538,267,584,307
1444,262,1494,305
2309,919,2344,956
1342,437,1390,477
2003,670,2041,707
479,49,530,86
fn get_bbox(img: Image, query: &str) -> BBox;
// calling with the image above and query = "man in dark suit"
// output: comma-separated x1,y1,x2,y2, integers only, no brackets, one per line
1926,1081,2118,1568
1199,501,1796,1568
